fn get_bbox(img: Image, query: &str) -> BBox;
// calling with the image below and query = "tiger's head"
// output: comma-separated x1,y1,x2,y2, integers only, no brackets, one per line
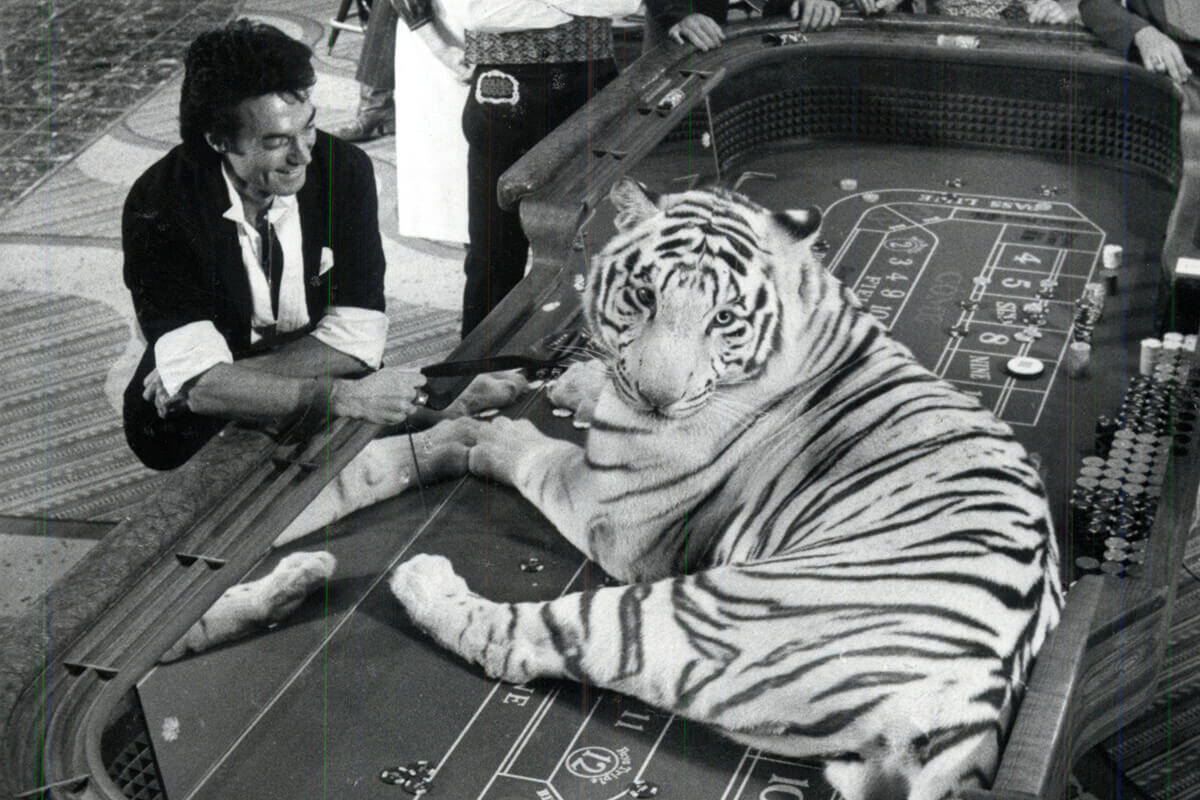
585,179,825,419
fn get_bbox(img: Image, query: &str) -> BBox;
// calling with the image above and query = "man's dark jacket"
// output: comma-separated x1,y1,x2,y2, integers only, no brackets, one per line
1079,0,1200,66
121,131,386,470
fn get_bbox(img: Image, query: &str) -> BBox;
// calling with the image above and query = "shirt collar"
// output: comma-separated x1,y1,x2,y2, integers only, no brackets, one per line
219,164,299,227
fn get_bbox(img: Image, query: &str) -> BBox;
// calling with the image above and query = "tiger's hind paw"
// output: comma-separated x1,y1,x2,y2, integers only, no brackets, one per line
390,553,488,659
258,551,338,622
159,551,336,663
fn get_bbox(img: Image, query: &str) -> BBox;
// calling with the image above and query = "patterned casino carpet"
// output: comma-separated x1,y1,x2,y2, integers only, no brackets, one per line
0,0,244,213
0,290,458,523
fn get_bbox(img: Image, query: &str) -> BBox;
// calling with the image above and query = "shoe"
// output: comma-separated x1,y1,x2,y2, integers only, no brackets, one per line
333,86,396,142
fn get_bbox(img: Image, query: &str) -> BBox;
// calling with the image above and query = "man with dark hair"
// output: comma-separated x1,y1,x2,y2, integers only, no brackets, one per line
123,19,426,470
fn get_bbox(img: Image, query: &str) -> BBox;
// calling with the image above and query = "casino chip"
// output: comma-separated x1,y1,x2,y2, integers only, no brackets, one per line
1005,356,1045,378
862,192,880,203
839,178,858,191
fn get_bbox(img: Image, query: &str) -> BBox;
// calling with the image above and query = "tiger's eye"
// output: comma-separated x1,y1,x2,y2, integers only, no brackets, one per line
713,309,735,326
634,286,655,307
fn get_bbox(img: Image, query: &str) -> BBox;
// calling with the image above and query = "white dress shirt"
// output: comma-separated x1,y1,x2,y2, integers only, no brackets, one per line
153,166,388,396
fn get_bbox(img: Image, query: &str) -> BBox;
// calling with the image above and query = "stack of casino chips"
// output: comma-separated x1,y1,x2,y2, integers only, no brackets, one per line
1066,283,1108,378
1070,342,1199,580
1072,282,1105,344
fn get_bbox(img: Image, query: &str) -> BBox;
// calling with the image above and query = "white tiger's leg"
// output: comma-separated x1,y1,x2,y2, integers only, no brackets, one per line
391,555,793,714
273,425,472,547
440,369,531,417
160,551,336,662
451,416,674,581
390,555,1010,800
274,371,529,548
389,554,692,694
545,359,608,423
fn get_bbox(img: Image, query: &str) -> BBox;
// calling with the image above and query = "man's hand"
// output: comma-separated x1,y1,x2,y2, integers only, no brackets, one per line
441,46,475,84
330,368,428,424
142,368,187,419
668,13,725,51
1026,0,1070,24
413,24,474,83
1135,26,1193,84
790,0,841,31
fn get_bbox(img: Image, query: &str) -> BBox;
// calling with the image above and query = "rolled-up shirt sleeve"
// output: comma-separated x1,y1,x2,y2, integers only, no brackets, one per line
310,306,389,370
155,321,235,396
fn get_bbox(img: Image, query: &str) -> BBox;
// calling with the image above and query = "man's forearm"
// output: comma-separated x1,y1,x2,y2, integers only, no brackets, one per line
239,335,369,379
184,362,326,422
179,336,366,422
1077,0,1149,55
180,354,426,427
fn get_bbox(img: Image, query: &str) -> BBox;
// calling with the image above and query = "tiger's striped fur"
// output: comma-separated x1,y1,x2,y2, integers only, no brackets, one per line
390,179,1063,800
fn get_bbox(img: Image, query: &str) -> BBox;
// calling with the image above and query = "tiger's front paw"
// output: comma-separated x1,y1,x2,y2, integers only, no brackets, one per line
410,417,480,483
389,554,473,636
443,370,531,418
466,416,540,484
390,554,529,682
547,359,607,422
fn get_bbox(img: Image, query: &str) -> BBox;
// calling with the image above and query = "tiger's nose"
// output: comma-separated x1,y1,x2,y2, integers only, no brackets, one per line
634,367,692,412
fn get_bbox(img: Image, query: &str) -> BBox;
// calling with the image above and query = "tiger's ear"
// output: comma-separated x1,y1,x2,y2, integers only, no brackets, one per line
774,206,823,244
610,178,662,231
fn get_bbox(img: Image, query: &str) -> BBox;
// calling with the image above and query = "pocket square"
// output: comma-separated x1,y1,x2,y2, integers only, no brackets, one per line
319,247,335,274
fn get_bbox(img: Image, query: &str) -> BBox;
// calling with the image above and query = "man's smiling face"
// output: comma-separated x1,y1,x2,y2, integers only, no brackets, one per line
219,90,317,204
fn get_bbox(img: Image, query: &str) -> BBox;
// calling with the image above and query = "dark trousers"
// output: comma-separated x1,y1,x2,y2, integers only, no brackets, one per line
357,0,397,91
123,348,225,471
121,328,320,471
460,58,618,338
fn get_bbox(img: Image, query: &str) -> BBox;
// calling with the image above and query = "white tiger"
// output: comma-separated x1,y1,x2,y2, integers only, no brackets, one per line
387,179,1063,800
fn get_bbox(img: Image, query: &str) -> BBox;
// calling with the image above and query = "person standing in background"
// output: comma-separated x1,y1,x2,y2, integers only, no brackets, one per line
1078,0,1197,84
441,0,642,339
333,0,400,142
392,0,473,243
